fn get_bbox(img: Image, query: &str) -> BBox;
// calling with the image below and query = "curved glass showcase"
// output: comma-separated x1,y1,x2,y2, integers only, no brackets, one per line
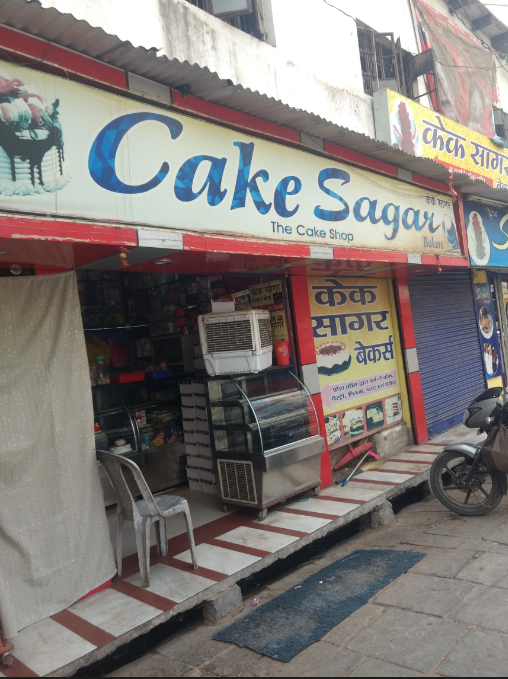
206,369,325,514
208,370,320,456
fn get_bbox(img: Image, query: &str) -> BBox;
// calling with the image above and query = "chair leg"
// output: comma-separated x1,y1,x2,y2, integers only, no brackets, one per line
116,510,124,577
183,507,198,569
157,518,168,557
134,517,152,588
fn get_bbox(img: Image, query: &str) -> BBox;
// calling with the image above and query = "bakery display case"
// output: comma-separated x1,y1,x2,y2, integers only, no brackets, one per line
93,378,186,505
207,369,325,519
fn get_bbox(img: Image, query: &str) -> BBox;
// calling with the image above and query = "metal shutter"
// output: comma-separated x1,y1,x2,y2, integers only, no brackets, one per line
408,272,485,437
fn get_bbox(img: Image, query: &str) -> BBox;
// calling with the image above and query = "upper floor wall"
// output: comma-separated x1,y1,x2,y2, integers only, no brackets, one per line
40,0,508,140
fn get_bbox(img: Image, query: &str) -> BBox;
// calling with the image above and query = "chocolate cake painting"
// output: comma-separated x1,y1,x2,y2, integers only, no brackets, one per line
316,341,351,377
0,68,71,196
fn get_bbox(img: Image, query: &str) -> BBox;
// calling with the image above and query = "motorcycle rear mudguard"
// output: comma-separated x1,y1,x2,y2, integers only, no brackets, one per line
442,442,508,495
443,442,481,458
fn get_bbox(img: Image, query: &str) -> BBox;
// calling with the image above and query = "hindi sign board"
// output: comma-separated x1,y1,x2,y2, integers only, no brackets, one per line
0,59,461,256
375,89,508,190
308,276,403,448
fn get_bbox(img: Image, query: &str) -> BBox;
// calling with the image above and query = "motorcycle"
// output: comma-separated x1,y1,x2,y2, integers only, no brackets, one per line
430,386,508,516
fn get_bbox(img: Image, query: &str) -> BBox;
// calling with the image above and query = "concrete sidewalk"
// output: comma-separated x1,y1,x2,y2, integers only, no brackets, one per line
110,490,508,677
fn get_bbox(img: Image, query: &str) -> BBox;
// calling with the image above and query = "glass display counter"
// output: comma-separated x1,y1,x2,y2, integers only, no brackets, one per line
92,378,186,505
207,369,325,519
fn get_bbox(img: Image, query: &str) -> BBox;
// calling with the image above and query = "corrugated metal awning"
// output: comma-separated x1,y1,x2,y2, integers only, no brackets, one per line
1,0,508,206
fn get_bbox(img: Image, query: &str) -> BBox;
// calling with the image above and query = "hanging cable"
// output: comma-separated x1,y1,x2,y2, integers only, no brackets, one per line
322,0,356,22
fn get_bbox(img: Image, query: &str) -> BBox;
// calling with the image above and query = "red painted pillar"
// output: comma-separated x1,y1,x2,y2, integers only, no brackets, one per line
290,275,333,488
394,278,429,444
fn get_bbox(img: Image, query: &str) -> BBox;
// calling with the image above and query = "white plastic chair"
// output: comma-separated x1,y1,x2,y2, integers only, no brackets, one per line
98,450,198,588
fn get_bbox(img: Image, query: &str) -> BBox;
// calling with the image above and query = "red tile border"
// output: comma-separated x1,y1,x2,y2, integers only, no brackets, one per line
208,538,270,559
111,580,176,612
317,495,366,505
159,556,228,582
279,507,338,521
424,442,450,446
51,610,116,647
244,522,308,538
118,511,251,579
1,656,39,678
401,449,440,455
351,478,399,486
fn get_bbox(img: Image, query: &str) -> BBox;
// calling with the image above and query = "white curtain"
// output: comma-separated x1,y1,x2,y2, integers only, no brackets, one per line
0,271,116,637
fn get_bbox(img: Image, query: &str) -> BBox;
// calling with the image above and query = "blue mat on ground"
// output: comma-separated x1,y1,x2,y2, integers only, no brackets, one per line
214,549,425,663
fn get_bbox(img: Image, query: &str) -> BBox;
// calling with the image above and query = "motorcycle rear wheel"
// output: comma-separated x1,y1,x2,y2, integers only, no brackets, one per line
430,450,504,516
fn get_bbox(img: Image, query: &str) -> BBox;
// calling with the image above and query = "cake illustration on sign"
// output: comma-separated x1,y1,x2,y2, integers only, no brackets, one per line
472,213,486,261
316,341,351,376
0,68,71,196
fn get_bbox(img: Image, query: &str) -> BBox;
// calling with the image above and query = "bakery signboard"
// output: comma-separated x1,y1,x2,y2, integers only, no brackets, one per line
308,276,403,448
463,200,508,268
0,60,461,255
374,89,508,190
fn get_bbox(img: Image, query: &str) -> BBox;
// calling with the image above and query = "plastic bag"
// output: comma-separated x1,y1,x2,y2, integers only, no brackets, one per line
481,423,508,472
85,333,111,366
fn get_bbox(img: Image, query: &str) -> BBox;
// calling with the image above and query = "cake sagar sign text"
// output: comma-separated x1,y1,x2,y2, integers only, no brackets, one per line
0,60,460,254
308,276,403,448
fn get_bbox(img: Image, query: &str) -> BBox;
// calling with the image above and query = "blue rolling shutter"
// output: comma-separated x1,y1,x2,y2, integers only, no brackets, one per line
408,272,486,437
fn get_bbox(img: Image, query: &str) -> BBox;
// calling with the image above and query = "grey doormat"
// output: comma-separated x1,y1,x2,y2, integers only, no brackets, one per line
214,549,425,662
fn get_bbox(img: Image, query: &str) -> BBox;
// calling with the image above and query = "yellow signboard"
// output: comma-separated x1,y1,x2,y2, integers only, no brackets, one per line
375,89,508,190
308,276,402,448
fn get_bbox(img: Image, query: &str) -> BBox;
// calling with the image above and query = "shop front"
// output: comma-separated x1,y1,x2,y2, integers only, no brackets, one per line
0,55,473,644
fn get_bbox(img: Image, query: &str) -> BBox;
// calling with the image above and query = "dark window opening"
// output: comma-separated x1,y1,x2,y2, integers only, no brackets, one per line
185,0,263,40
357,26,412,98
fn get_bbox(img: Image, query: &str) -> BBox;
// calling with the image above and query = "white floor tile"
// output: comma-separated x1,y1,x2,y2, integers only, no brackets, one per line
255,510,331,533
0,670,5,677
360,471,414,484
321,485,385,502
125,563,215,603
284,498,355,517
392,452,438,462
69,587,159,638
217,525,298,553
12,618,95,676
347,480,394,492
175,543,260,575
381,461,431,473
406,446,444,452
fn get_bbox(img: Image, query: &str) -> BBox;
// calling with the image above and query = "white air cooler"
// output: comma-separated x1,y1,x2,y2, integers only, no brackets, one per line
198,309,273,376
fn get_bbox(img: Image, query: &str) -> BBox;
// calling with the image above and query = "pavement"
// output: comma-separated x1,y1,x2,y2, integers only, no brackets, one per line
107,488,508,678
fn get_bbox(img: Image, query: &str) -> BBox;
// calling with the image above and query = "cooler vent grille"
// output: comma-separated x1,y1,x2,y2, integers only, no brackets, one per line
218,460,257,504
258,318,273,348
205,319,254,352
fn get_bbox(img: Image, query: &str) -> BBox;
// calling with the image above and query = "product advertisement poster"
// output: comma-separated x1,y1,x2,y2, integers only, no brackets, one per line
249,280,289,343
308,276,402,448
464,201,508,268
472,280,502,381
0,59,461,256
413,0,495,137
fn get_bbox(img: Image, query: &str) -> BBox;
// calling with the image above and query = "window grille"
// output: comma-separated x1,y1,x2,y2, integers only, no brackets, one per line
357,27,410,98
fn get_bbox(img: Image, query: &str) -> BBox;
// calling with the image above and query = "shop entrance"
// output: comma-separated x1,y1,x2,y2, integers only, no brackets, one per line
408,271,486,437
79,267,322,530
